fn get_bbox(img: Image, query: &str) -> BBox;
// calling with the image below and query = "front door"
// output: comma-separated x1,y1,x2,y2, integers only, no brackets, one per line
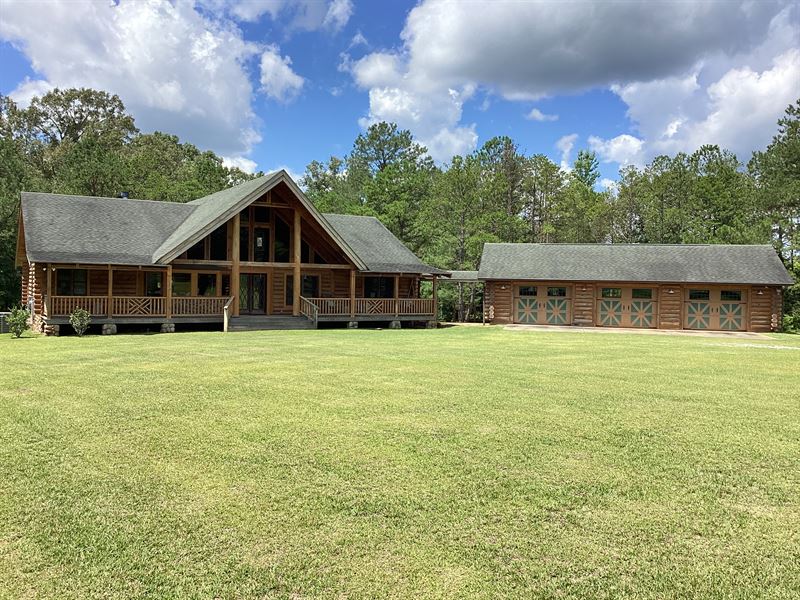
596,286,658,328
239,274,267,314
514,285,572,325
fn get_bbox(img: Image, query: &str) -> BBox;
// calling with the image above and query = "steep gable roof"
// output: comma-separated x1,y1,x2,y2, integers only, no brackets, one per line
322,214,447,275
478,243,794,285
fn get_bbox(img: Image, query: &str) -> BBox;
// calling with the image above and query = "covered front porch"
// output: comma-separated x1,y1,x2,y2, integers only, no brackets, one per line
41,264,440,332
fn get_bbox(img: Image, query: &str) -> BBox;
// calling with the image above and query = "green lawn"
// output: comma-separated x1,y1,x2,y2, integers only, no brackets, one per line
1,327,798,599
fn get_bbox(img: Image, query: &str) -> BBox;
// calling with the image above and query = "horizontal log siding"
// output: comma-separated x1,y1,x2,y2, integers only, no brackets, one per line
486,281,513,323
332,270,350,297
657,284,683,329
89,270,109,296
749,285,782,332
112,271,138,296
272,269,291,314
573,283,594,326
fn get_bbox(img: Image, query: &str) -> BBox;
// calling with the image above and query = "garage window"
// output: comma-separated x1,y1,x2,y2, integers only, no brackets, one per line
518,286,537,296
689,289,710,300
548,287,567,297
601,287,622,298
721,290,742,301
632,288,653,299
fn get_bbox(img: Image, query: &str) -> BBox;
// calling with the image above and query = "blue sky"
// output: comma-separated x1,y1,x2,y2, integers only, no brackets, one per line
1,0,798,187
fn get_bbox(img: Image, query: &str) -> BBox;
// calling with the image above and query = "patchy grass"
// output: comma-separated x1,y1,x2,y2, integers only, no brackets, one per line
1,327,798,598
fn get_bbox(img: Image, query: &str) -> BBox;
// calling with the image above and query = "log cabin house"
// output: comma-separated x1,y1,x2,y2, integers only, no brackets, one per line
479,243,793,332
16,171,446,334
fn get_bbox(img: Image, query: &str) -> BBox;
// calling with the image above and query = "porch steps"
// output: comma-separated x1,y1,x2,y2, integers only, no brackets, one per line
228,315,316,331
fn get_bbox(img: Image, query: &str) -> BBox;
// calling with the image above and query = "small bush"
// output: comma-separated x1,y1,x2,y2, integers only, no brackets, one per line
69,308,92,337
7,306,31,338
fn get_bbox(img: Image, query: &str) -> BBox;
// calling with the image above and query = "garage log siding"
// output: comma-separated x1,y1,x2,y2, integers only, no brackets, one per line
478,244,792,333
484,280,785,332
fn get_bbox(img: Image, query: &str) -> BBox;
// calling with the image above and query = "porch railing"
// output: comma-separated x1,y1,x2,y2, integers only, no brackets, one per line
301,297,435,318
50,295,108,317
170,296,228,316
299,297,319,324
49,295,229,318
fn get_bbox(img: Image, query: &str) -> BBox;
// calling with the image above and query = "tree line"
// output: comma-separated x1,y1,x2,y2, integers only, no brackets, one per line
0,88,797,326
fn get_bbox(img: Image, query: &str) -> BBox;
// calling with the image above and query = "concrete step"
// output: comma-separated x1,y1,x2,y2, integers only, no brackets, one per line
228,316,316,331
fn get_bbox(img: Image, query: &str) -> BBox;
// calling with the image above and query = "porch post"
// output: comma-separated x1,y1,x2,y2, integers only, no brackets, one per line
45,263,52,317
231,213,240,317
349,269,356,318
394,274,399,317
432,275,438,323
292,209,301,316
166,264,173,319
107,265,113,318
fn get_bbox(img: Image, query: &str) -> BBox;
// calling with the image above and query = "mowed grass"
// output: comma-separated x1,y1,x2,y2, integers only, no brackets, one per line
1,327,799,599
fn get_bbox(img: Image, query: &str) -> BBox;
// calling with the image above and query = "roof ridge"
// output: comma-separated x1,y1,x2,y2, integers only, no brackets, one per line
21,191,195,207
485,242,774,248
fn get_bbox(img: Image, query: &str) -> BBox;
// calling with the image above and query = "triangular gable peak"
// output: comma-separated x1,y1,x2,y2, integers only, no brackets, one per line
154,171,366,269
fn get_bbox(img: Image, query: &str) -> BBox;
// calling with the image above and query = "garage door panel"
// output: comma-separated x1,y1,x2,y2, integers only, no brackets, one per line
630,300,656,328
684,288,747,331
597,299,623,326
514,285,572,325
596,287,657,328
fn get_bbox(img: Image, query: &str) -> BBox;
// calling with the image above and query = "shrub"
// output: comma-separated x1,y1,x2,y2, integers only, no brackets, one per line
69,308,91,337
7,306,30,338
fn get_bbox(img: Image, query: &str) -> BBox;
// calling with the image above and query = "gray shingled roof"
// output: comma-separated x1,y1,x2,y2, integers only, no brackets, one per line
20,176,440,274
446,270,480,282
322,214,447,275
478,243,793,285
21,192,193,264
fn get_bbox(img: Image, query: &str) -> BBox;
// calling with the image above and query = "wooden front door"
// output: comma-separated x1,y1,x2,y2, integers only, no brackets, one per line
596,286,658,328
514,285,571,325
239,274,267,314
684,287,747,331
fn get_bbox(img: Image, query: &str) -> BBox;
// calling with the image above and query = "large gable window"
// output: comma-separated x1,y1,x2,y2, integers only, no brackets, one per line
56,269,87,296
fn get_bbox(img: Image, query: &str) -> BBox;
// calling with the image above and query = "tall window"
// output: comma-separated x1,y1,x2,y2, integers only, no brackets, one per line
186,239,205,260
285,275,321,305
145,272,163,297
364,276,394,298
239,227,250,262
56,269,87,296
275,216,290,262
253,228,269,262
197,274,217,297
172,273,192,297
209,225,227,261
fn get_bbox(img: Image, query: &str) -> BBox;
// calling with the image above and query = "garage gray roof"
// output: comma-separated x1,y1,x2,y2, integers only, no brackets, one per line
322,214,447,275
478,243,793,285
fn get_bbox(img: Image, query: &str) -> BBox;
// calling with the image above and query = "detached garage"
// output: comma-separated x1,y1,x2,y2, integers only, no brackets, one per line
478,243,793,332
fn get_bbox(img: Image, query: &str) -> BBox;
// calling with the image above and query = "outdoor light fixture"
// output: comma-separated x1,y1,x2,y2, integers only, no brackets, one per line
667,289,675,294
757,289,764,295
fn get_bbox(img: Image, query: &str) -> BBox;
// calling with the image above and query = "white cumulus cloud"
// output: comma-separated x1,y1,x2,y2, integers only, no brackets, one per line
525,108,558,122
0,0,308,163
260,46,305,102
